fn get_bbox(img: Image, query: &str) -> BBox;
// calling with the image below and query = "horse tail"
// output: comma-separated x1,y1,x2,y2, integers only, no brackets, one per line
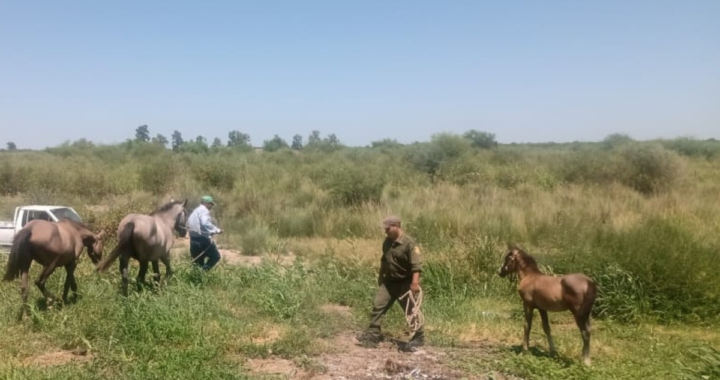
3,228,32,282
96,222,134,273
579,278,598,319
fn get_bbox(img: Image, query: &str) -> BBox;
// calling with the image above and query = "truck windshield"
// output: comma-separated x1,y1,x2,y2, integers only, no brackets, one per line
51,207,82,222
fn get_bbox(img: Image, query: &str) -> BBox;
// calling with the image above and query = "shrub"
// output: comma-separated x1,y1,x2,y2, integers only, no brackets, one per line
615,143,685,195
138,155,179,195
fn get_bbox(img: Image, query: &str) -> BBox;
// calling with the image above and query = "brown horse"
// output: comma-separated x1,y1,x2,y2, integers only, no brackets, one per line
497,245,597,366
96,200,187,296
2,219,105,320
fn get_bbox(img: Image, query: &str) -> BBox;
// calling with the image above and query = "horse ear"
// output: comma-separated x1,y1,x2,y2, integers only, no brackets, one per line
182,199,187,206
97,230,105,239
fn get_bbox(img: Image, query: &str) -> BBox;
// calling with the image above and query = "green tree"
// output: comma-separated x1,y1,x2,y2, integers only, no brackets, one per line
308,130,321,145
135,125,150,142
291,134,303,150
602,133,634,150
263,135,289,152
228,130,251,149
408,133,471,178
171,130,184,151
211,137,223,148
462,130,496,149
6,142,17,150
152,134,169,148
371,138,402,149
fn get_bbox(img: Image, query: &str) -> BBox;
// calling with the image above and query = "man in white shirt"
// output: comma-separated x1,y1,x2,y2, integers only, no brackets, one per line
187,195,223,271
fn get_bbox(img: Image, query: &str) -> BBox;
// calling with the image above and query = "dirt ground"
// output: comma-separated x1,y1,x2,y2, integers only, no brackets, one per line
22,349,92,367
175,240,521,380
244,330,519,380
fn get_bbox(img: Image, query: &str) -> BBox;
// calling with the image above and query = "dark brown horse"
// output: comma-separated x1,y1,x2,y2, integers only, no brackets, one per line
3,219,105,320
498,245,597,366
96,200,187,296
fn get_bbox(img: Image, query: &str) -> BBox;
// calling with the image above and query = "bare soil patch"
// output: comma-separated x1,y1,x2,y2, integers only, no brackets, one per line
319,304,353,318
220,248,296,268
244,332,520,380
22,349,92,367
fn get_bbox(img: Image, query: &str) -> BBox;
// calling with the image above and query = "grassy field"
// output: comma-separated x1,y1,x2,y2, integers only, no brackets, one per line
1,135,719,379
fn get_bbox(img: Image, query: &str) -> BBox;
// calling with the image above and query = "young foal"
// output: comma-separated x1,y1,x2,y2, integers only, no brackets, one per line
497,245,597,366
96,200,187,296
3,219,105,320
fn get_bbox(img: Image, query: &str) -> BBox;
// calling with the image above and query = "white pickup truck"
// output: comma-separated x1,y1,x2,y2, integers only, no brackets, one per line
0,205,84,248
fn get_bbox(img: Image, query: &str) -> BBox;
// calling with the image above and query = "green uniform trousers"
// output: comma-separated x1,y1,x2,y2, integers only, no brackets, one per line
368,280,424,334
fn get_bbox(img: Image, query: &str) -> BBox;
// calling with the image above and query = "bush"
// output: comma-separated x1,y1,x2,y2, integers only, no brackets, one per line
138,155,179,195
582,218,720,323
406,133,471,178
190,156,238,191
662,137,720,159
615,143,685,195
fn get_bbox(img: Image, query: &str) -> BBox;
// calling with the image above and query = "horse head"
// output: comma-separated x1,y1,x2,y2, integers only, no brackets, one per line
498,244,522,277
84,230,106,264
172,199,189,238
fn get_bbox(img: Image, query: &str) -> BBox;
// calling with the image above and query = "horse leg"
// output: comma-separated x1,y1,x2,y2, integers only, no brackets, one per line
136,261,149,292
62,261,78,304
18,270,30,321
151,260,161,287
120,253,130,297
575,312,592,366
160,256,173,283
35,261,61,306
522,304,534,352
539,309,556,355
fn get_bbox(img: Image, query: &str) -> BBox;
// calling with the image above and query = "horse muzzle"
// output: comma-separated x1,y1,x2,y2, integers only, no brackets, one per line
498,267,508,277
176,227,188,238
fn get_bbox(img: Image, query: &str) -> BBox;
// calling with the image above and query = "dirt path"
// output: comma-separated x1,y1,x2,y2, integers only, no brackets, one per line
245,330,519,380
177,242,520,379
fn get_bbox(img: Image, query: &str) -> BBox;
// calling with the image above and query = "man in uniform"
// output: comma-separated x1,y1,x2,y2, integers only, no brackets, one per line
357,215,425,350
187,195,223,271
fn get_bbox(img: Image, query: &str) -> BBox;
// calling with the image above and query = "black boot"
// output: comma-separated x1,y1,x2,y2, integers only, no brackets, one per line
408,331,425,348
356,330,382,347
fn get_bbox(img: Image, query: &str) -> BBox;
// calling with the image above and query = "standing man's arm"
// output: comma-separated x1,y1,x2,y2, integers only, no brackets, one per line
200,208,221,234
409,245,422,292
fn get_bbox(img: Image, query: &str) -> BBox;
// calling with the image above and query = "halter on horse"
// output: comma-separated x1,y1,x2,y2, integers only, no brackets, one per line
96,200,188,296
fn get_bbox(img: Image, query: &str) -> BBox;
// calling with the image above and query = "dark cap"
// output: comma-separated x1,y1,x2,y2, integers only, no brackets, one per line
380,215,401,229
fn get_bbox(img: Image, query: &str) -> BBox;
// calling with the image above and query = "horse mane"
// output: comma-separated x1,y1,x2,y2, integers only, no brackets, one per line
150,200,183,216
58,218,94,232
508,244,539,270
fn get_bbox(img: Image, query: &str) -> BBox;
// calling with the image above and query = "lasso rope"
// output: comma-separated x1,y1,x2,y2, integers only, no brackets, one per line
398,289,424,333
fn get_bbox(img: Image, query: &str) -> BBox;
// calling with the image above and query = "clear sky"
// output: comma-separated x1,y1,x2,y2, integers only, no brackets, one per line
1,1,718,149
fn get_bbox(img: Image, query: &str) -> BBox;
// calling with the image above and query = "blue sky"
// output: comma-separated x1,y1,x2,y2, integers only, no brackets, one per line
1,1,718,149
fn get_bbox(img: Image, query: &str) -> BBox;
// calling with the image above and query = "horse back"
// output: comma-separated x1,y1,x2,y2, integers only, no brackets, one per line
521,274,568,311
118,213,173,260
560,273,596,313
23,220,80,264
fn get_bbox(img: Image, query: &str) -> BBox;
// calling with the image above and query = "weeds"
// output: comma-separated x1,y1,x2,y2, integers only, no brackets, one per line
0,139,719,379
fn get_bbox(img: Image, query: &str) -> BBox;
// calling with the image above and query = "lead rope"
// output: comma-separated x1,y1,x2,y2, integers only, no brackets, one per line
398,288,424,333
190,236,216,263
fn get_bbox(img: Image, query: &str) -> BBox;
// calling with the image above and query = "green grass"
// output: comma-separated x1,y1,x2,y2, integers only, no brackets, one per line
1,137,719,379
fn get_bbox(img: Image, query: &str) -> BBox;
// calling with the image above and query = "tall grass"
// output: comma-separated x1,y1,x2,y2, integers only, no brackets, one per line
1,137,719,379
